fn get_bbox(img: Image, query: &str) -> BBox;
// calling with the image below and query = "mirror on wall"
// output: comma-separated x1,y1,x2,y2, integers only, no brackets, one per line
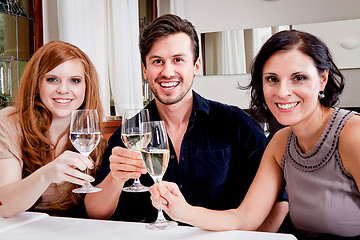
200,19,360,76
0,0,35,106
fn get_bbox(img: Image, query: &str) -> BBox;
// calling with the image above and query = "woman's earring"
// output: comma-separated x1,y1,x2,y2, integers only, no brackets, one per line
318,91,325,99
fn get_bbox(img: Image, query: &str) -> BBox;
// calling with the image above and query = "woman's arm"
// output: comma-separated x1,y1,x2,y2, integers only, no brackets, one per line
338,114,360,191
151,133,286,230
257,201,289,232
0,151,94,218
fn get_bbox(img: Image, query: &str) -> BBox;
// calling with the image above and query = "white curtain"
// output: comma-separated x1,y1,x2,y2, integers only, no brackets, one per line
57,0,143,117
169,0,187,19
251,26,290,57
217,30,246,75
251,27,272,58
107,0,143,113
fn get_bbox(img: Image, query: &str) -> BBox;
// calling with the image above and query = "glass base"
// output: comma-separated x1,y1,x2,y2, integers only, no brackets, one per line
146,220,178,230
72,182,102,194
123,183,149,192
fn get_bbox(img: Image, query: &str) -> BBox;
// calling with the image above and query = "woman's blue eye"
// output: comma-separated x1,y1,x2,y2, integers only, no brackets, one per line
46,77,57,82
71,78,81,83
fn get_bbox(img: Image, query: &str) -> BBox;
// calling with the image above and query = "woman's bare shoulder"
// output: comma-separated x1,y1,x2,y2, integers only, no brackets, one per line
340,114,360,143
266,127,292,164
338,114,360,187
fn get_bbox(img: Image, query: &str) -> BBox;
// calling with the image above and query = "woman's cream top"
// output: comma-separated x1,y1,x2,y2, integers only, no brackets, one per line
0,107,71,211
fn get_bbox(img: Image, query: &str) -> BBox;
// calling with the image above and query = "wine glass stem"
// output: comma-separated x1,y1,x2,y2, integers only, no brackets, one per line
156,207,166,223
83,154,91,182
155,179,167,222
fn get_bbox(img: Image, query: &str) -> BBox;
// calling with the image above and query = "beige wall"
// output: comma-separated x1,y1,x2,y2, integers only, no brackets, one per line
340,69,360,107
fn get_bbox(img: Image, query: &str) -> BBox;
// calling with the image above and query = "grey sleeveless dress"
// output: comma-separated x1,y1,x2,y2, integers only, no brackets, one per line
281,108,360,237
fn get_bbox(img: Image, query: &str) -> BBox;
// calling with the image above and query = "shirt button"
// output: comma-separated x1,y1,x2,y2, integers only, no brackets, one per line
179,184,183,189
171,155,175,159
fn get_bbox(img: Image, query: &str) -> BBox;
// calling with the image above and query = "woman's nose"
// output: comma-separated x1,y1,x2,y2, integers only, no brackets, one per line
277,81,292,98
56,81,69,94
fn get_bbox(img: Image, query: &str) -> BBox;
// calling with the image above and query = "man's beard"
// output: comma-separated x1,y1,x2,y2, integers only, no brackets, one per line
150,76,193,105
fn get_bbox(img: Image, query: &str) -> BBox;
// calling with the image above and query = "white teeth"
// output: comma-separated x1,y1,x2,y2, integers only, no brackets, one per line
160,82,178,88
54,99,71,103
277,102,298,109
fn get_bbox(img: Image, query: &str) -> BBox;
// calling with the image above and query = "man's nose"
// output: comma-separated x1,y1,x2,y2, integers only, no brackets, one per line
161,62,176,78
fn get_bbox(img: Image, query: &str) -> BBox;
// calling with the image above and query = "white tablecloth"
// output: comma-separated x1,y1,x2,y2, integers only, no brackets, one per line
0,212,297,240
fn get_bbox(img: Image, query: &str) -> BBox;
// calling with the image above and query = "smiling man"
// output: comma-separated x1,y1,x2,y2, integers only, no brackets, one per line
85,14,288,232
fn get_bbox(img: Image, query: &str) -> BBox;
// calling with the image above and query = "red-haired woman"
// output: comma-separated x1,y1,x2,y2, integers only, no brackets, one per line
0,41,106,218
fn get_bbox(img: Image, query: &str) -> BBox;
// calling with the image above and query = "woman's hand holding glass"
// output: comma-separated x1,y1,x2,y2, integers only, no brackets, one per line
41,150,95,185
149,181,191,223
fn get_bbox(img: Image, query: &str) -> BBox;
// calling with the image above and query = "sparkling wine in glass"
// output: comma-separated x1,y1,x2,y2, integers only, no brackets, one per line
70,109,102,193
141,121,178,230
121,109,150,192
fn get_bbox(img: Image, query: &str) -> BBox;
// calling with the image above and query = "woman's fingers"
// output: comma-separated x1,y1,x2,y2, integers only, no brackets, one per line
44,150,95,184
64,166,95,182
149,183,171,209
59,151,93,171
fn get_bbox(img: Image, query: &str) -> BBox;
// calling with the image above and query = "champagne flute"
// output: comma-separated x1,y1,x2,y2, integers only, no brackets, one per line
141,121,178,230
259,122,270,138
70,109,102,193
121,109,150,192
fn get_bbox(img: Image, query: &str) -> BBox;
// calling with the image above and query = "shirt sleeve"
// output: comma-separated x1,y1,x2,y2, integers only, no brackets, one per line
234,109,288,202
94,125,124,185
94,124,156,222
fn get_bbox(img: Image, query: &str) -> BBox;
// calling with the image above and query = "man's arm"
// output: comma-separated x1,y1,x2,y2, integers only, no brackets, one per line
85,171,124,219
237,110,289,232
85,128,147,219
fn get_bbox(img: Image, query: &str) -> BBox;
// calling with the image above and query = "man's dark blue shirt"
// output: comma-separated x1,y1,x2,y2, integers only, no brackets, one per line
95,91,268,222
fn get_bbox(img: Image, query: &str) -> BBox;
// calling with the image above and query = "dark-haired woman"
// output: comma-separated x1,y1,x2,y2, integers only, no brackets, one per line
149,30,360,239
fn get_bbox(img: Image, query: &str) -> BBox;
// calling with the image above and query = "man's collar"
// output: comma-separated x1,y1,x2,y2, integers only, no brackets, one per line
145,99,161,121
145,90,210,121
192,91,209,115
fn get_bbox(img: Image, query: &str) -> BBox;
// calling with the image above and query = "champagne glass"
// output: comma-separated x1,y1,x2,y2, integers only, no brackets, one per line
121,109,150,192
259,122,270,138
141,121,178,230
70,109,102,193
